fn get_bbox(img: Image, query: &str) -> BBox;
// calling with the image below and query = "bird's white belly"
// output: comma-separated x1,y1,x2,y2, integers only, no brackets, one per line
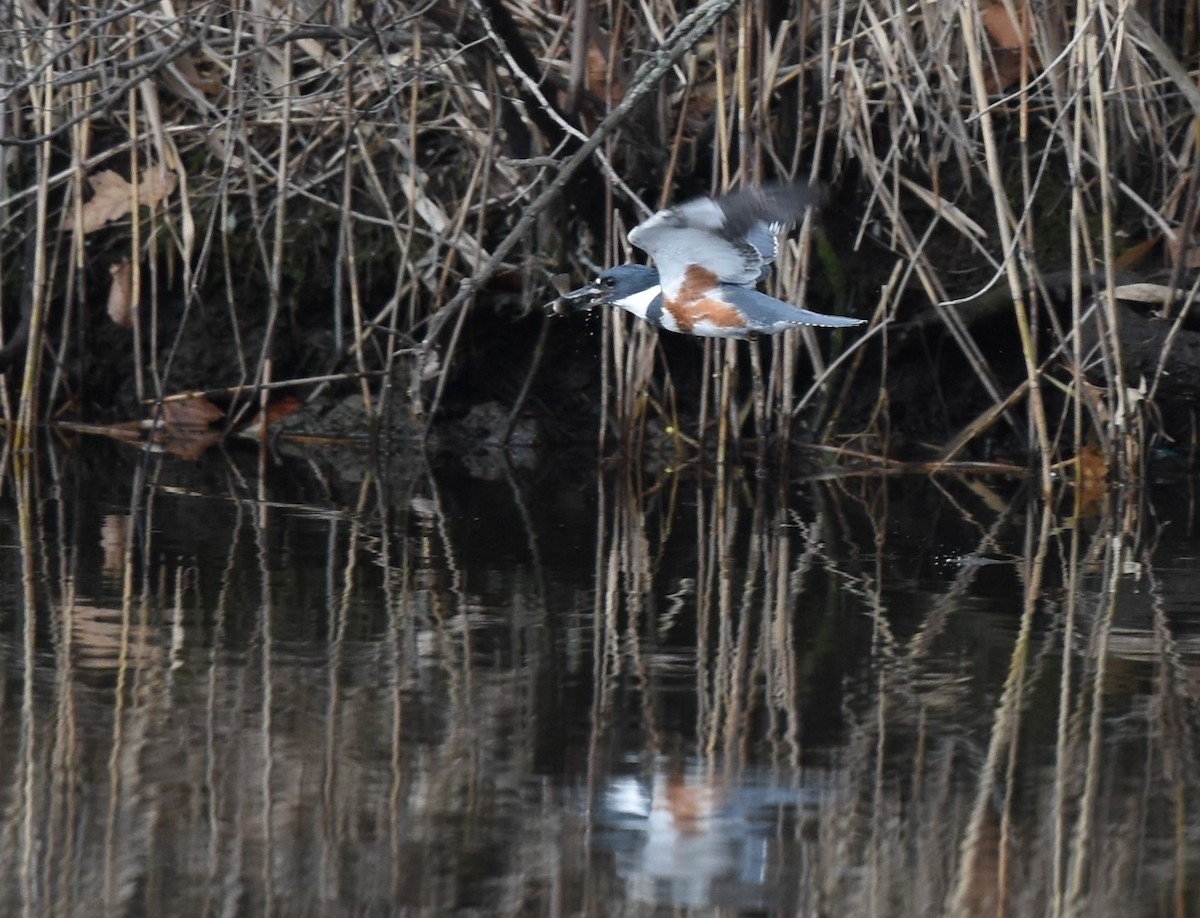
615,285,663,322
688,319,746,337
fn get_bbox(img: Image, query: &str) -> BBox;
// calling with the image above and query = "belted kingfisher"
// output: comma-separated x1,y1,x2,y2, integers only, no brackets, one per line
560,183,865,338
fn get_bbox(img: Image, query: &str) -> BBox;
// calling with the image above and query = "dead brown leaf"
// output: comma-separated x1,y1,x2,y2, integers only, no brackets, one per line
238,396,303,440
682,83,718,136
107,258,133,328
137,167,177,209
1114,234,1160,270
67,166,178,234
68,172,134,234
560,37,627,127
982,0,1026,49
162,395,224,430
172,53,224,97
157,395,225,459
981,0,1038,92
1076,442,1109,481
160,428,223,460
1073,442,1110,514
587,41,624,104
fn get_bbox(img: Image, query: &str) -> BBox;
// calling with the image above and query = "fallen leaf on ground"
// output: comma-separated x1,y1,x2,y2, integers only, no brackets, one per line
67,166,178,234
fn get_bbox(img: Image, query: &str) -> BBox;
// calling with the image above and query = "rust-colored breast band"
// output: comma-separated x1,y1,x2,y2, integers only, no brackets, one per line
663,296,748,333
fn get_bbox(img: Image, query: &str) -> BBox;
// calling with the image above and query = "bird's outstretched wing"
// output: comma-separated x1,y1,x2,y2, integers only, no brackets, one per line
627,183,823,297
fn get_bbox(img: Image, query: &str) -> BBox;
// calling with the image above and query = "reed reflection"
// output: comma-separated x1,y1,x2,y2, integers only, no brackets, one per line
0,441,1195,915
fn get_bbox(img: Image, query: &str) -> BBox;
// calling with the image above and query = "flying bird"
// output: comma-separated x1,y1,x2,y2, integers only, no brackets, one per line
560,183,865,338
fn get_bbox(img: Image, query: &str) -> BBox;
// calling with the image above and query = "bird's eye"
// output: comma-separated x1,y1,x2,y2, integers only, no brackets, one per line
599,276,616,289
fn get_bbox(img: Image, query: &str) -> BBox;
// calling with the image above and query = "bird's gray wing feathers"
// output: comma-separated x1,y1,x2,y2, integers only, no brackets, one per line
628,222,762,294
627,183,824,294
742,222,783,264
715,184,823,238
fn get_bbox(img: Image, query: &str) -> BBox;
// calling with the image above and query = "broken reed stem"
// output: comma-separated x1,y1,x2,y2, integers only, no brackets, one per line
339,20,373,423
15,64,55,448
1085,20,1134,478
56,13,90,418
128,17,145,403
1068,11,1088,484
598,297,612,456
147,370,387,404
376,18,425,425
344,179,371,421
736,1,752,182
696,340,712,449
717,341,735,465
960,0,1052,496
748,341,767,450
262,8,294,404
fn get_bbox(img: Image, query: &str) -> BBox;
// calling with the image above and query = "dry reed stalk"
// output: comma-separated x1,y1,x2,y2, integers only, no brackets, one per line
1085,19,1136,479
1060,498,1126,914
14,68,53,448
817,0,1185,469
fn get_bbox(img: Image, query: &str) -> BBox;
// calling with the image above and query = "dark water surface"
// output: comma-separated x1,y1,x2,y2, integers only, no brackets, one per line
1,441,1197,916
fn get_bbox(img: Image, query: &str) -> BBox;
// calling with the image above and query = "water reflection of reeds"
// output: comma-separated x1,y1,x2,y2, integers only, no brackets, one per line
0,443,1197,915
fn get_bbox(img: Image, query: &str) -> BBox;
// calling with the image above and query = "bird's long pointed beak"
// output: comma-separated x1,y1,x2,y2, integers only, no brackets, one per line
551,275,602,315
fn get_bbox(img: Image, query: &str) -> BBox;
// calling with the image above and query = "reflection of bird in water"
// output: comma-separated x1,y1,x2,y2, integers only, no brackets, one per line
560,183,865,338
601,764,825,911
